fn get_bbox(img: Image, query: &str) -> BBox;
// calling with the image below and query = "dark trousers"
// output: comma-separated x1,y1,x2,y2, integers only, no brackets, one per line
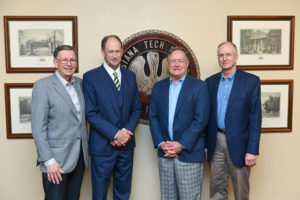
42,148,85,200
91,149,134,200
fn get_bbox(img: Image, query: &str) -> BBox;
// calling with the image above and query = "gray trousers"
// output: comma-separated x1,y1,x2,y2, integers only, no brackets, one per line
159,157,204,200
210,132,250,200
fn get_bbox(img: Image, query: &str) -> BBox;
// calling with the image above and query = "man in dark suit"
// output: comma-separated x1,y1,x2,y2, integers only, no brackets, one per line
149,47,210,200
205,41,261,200
82,35,141,200
31,45,89,200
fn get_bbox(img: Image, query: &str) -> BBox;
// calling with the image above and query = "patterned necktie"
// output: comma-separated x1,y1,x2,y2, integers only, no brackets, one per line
113,72,120,91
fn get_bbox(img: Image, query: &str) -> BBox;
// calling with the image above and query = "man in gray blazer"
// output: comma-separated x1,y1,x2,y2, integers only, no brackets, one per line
31,45,89,200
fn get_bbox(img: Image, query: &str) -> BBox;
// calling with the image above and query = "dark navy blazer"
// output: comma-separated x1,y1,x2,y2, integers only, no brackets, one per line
82,65,141,155
205,69,261,167
149,75,210,163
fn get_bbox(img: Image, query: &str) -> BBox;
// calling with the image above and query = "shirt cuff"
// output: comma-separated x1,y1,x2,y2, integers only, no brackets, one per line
114,130,120,139
44,158,56,167
114,128,126,139
158,141,165,149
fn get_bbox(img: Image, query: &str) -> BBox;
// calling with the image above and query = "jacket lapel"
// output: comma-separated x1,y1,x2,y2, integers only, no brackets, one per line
162,78,170,124
213,73,221,124
120,68,127,119
174,75,190,117
98,66,120,117
74,79,84,122
226,69,241,114
51,74,79,120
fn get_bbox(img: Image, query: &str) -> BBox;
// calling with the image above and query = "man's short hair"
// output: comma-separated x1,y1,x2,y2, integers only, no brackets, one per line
53,45,77,60
167,46,189,61
101,35,122,50
217,41,238,55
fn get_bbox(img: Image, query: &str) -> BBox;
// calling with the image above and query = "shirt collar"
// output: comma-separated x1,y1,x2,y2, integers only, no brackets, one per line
103,61,121,77
55,71,75,86
169,74,187,85
221,68,236,81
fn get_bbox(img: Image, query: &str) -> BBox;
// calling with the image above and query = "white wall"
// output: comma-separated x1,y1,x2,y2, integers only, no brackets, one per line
0,0,300,199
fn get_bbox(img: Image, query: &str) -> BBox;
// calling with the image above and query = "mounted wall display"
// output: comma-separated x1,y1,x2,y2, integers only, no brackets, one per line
121,30,200,123
228,16,295,70
4,16,78,73
5,83,33,138
261,80,293,133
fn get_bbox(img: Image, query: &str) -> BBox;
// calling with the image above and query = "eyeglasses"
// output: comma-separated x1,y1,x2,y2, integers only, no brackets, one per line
169,59,185,64
217,53,235,58
57,58,77,64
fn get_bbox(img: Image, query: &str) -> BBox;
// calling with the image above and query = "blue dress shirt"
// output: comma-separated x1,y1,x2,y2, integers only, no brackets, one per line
217,70,236,129
168,75,186,140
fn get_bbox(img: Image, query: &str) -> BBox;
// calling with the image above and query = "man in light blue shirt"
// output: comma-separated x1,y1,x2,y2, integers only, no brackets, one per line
217,69,236,129
205,42,261,200
150,47,210,200
168,75,186,140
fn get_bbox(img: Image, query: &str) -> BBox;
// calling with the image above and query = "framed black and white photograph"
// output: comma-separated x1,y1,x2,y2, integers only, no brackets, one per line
261,80,293,133
5,83,33,138
228,16,295,70
4,16,78,73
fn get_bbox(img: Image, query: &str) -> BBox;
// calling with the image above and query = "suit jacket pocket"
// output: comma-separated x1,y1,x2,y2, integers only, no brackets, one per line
48,140,64,148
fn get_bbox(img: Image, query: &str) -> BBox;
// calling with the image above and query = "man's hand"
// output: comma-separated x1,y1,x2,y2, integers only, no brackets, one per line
161,142,178,158
161,141,183,158
110,139,123,147
46,162,64,184
205,148,208,160
245,153,257,167
115,129,133,146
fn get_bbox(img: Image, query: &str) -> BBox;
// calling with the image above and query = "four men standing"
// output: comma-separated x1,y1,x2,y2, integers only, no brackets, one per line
32,40,261,199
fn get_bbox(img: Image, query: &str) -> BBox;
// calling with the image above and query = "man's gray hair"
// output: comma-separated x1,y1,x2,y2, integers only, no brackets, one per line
167,46,189,61
217,41,238,55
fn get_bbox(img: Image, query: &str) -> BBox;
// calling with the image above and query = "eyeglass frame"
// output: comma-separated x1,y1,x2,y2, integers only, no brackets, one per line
56,58,78,64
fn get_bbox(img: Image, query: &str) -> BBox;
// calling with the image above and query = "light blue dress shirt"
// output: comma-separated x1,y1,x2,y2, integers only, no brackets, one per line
217,70,236,129
168,75,186,140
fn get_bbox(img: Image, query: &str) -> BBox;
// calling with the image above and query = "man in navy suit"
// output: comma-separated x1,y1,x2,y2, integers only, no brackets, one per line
205,41,261,200
149,47,210,200
82,35,141,200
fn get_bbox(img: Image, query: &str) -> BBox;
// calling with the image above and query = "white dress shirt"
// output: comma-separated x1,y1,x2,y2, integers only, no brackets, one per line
102,62,123,139
103,61,122,85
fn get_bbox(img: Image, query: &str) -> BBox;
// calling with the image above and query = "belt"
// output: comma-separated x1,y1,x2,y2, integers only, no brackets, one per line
217,128,226,134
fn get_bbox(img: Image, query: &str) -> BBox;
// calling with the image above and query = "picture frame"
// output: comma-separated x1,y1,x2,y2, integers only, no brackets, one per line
4,16,78,73
260,80,293,133
5,83,33,138
228,16,295,70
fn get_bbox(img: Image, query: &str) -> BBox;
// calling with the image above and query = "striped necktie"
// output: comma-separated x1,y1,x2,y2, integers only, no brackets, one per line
113,71,120,91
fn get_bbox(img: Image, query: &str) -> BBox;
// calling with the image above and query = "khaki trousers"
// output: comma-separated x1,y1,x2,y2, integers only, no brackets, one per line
210,132,250,200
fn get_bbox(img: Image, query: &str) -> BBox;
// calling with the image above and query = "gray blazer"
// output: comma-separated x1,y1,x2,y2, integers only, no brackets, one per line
31,73,88,173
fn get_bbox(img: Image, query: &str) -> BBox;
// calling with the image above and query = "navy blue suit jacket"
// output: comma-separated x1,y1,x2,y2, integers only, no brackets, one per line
82,65,141,155
149,75,210,163
205,69,261,167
